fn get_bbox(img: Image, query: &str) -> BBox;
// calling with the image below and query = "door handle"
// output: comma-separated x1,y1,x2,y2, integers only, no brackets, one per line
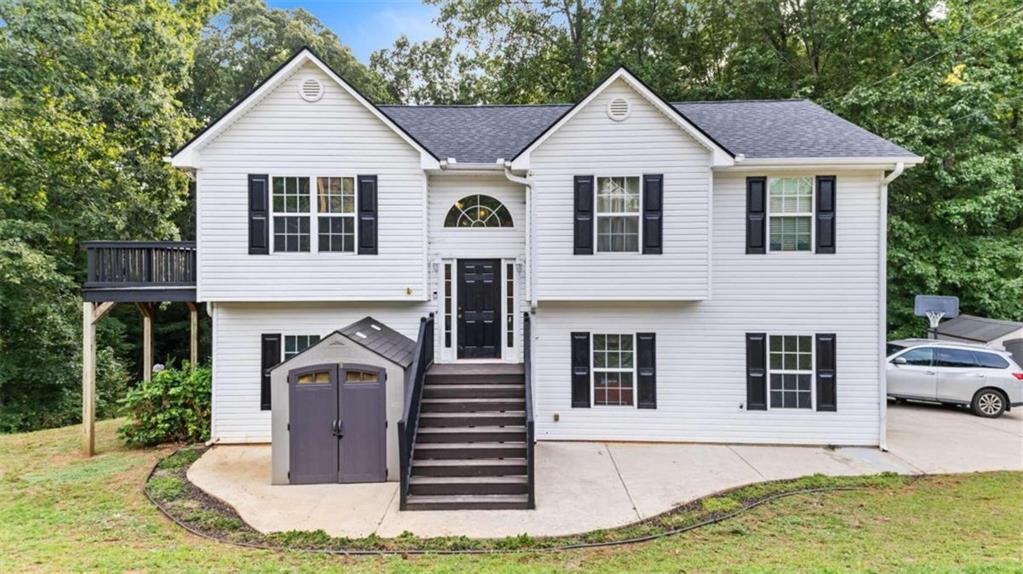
331,419,338,435
925,370,936,375
335,420,344,439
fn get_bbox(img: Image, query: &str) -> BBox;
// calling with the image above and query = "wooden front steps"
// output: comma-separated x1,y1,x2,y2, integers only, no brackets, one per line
405,363,529,511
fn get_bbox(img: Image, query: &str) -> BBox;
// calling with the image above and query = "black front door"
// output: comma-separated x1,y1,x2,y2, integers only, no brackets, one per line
458,259,501,359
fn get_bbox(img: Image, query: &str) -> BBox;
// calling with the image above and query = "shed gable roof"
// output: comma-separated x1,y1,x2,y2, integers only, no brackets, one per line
269,316,416,372
934,314,1023,343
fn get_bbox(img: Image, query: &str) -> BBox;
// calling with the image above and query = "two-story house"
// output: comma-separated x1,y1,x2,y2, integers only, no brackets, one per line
160,48,921,509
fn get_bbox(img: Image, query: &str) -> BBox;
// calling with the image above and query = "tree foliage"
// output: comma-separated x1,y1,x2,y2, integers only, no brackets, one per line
0,0,384,432
182,0,390,121
372,0,1023,337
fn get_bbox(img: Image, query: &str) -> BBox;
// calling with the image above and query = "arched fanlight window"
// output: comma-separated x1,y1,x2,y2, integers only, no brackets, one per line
444,194,513,228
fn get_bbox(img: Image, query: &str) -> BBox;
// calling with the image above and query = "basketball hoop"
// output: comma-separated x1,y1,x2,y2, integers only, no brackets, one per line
914,295,959,338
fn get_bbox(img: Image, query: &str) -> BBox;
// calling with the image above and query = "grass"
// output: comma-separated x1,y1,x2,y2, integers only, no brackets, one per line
1,420,1021,572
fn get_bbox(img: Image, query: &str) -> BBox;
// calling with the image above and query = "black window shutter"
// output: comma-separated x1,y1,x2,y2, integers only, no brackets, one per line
642,174,663,254
746,332,767,410
815,176,836,254
746,177,766,254
260,333,281,411
357,175,378,255
248,174,270,255
573,176,594,255
815,333,837,411
636,333,657,409
571,332,591,407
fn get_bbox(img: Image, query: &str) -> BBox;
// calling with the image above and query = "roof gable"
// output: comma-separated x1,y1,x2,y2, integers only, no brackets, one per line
509,67,735,170
170,48,440,170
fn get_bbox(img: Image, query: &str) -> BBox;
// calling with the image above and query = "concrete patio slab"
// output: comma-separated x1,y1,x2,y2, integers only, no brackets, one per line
186,404,1022,539
885,402,1022,474
606,443,762,519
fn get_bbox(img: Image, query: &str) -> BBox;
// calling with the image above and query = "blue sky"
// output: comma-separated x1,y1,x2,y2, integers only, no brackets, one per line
267,1,442,63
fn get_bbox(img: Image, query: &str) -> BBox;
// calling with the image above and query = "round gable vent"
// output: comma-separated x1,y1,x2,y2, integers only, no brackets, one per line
607,97,631,121
299,77,324,102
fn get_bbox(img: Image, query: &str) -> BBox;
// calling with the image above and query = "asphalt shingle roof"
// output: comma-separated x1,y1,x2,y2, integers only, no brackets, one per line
378,100,917,164
379,104,570,164
338,316,417,369
934,314,1023,343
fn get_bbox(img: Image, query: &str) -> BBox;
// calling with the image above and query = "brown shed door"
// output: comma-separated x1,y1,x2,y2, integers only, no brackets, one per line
288,365,339,484
338,367,387,483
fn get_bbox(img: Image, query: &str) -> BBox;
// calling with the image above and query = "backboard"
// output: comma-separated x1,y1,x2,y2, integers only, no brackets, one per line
914,294,959,329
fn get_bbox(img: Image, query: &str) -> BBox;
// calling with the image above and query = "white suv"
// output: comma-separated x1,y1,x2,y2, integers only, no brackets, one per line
887,339,1023,418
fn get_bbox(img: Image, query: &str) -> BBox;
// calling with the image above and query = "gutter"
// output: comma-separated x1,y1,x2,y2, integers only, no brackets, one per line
878,161,906,451
501,162,534,309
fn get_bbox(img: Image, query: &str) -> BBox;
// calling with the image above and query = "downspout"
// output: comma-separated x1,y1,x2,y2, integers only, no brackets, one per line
503,163,534,309
878,162,905,451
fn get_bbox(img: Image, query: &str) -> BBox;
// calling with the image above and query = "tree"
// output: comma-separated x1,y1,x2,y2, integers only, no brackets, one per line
0,0,215,430
182,0,390,122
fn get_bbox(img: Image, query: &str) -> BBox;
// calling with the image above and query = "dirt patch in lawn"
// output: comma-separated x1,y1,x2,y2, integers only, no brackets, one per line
145,446,913,555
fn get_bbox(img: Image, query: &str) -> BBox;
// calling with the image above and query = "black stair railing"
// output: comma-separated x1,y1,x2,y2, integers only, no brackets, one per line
523,312,536,509
83,241,196,288
398,313,434,510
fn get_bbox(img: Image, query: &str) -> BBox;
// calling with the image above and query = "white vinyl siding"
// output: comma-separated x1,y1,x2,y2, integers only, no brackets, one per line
195,62,427,301
532,169,884,446
530,79,711,300
211,302,427,443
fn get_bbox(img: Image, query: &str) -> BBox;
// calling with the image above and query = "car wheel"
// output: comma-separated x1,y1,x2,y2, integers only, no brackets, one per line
972,389,1007,418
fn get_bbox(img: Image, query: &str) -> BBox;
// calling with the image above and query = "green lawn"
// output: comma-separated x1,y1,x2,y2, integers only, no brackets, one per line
1,421,1020,573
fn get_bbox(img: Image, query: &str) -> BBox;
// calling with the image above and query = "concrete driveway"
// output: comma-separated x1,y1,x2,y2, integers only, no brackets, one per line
187,403,1022,539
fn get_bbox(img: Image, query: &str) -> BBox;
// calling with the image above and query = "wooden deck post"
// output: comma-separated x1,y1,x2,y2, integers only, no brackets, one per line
82,301,115,456
136,303,154,382
186,302,199,368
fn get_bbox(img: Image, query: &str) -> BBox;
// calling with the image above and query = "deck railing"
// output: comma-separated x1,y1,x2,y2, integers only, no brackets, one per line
84,241,196,288
523,312,536,509
397,313,434,510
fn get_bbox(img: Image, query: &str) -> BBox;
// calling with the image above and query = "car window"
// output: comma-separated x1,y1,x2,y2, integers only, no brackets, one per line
898,348,933,366
975,351,1010,369
935,348,979,368
886,343,906,356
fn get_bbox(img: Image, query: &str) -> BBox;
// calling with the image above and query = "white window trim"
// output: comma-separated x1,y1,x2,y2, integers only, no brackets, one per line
282,333,321,362
766,333,816,411
594,175,643,254
268,174,359,255
766,176,815,254
590,332,638,408
438,257,520,364
444,194,516,229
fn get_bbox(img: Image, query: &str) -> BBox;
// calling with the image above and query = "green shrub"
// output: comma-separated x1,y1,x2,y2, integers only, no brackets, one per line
118,363,211,447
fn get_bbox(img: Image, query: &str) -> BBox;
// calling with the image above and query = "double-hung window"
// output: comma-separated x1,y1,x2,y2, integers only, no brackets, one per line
317,177,356,252
596,176,640,252
768,335,813,409
593,334,635,406
271,175,358,253
768,176,813,252
272,177,310,252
